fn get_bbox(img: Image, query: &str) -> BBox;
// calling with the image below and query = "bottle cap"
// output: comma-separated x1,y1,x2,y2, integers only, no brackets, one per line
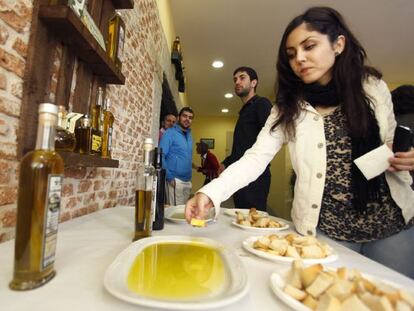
80,114,91,128
143,137,153,151
39,103,58,115
144,137,153,145
105,98,111,109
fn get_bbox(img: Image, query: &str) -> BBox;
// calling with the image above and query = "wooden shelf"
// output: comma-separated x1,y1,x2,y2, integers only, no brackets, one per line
58,151,119,168
39,5,125,85
112,0,134,9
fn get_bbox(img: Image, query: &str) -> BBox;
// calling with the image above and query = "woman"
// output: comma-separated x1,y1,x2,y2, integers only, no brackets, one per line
185,7,414,278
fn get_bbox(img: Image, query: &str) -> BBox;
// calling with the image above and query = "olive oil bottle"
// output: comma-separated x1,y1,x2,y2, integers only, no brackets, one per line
107,12,125,69
91,87,103,155
134,138,154,241
101,99,114,159
10,103,64,291
55,105,76,151
74,114,92,154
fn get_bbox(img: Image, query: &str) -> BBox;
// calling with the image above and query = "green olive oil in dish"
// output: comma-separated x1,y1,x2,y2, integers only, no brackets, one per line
127,242,226,300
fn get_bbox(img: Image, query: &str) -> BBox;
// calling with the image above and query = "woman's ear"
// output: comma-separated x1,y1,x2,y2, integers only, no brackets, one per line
334,35,346,55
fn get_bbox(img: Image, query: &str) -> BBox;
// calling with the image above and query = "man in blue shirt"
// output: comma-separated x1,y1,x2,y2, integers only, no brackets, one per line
159,107,194,205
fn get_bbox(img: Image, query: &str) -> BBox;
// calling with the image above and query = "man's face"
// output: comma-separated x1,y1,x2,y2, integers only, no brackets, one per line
164,114,176,129
178,111,194,129
233,71,257,97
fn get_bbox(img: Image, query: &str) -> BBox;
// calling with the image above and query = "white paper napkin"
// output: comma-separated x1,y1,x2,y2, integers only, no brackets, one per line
353,144,393,180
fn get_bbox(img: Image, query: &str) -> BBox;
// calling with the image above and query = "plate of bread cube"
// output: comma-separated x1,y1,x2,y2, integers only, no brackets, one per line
242,233,337,264
270,260,414,311
231,208,289,232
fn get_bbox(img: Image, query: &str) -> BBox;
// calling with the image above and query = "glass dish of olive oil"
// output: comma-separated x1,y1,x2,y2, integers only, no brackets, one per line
104,236,248,310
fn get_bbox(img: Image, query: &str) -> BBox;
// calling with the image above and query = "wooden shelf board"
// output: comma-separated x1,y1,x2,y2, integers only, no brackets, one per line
112,0,134,9
39,5,125,85
58,151,119,168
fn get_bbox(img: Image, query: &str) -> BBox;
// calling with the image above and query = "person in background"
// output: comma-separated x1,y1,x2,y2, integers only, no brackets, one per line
195,141,220,185
159,113,177,142
391,85,414,130
160,107,194,205
186,7,414,278
219,66,272,211
391,84,414,189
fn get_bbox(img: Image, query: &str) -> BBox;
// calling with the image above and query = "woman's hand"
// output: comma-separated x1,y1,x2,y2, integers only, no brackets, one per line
184,193,214,223
388,148,414,172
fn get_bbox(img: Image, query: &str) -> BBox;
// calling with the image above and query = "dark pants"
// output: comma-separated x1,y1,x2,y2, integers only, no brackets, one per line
233,168,271,211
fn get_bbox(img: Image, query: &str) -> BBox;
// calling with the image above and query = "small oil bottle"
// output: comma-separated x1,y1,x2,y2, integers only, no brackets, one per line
55,105,76,152
74,114,92,154
107,12,125,69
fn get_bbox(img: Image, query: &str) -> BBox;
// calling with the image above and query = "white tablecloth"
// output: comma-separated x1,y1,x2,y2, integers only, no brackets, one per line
0,206,413,311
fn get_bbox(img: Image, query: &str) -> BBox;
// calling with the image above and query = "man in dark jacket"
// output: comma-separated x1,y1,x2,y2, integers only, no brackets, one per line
219,66,272,211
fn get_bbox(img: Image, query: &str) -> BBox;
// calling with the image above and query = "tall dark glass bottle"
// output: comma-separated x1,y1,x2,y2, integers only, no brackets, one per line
152,147,165,230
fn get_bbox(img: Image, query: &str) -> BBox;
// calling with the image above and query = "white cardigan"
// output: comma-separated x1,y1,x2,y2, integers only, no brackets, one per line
199,78,414,236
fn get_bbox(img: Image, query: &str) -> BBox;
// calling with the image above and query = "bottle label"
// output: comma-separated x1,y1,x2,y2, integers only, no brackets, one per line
108,127,113,151
117,25,125,62
151,176,158,223
91,134,102,151
41,174,62,270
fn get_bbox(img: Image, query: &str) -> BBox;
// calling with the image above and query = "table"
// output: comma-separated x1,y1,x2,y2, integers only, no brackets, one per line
1,206,413,311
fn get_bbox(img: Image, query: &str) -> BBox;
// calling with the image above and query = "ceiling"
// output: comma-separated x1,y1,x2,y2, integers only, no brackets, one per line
169,0,414,117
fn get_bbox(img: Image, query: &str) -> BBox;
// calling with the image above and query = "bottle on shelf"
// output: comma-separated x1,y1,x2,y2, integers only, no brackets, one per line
55,105,76,152
171,36,182,64
101,98,114,159
152,147,166,230
107,11,125,69
10,103,64,291
134,138,155,241
74,114,92,154
91,87,103,155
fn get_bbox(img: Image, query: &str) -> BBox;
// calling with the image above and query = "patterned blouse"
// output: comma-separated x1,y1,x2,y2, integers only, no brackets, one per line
318,107,413,243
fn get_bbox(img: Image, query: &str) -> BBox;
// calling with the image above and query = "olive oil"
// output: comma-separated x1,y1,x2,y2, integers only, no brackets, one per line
91,87,103,155
101,99,114,159
134,190,152,240
107,12,125,69
127,242,225,300
10,103,64,290
134,138,155,241
74,114,92,154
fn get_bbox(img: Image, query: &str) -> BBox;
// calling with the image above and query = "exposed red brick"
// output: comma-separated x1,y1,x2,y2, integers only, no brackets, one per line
0,47,25,77
72,207,88,218
0,186,17,205
0,206,16,226
93,180,102,191
83,193,95,204
97,191,107,199
62,197,77,210
101,169,112,179
64,167,87,179
108,190,117,199
0,24,8,44
0,72,6,89
59,211,71,222
0,10,29,33
86,203,98,213
86,168,97,178
62,183,74,196
78,180,92,193
0,160,11,184
12,37,27,58
0,95,21,117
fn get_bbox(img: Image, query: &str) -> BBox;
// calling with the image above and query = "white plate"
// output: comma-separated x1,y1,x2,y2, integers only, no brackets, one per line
224,208,269,217
231,216,289,232
243,236,338,264
104,235,249,310
270,267,414,311
165,205,214,224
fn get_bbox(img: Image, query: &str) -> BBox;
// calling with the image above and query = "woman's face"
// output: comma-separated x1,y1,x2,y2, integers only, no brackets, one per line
286,23,344,85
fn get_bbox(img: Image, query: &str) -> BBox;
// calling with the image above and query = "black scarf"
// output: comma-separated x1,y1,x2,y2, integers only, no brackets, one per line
303,81,382,212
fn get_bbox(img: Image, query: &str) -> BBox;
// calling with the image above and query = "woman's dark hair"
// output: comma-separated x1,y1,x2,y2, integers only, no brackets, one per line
272,6,381,139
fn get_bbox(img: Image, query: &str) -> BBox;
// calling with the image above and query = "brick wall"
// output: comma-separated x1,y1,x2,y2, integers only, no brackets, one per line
0,0,181,242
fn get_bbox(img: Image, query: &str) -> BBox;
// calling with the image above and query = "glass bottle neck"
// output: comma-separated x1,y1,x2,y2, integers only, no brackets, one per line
35,113,57,151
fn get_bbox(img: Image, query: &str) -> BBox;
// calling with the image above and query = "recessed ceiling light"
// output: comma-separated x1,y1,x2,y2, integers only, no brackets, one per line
212,60,224,68
221,108,229,113
224,93,233,98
